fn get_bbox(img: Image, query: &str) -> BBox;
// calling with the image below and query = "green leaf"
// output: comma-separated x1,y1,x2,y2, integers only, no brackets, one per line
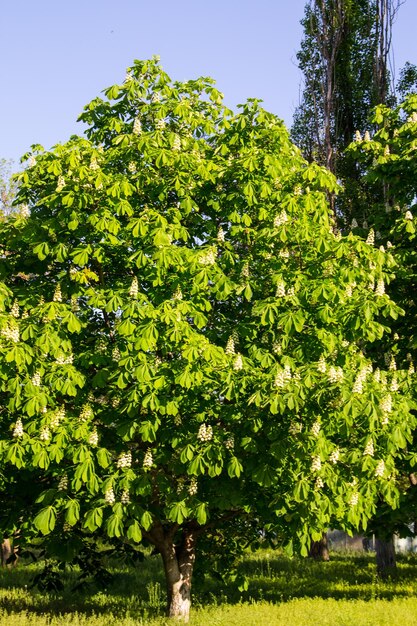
127,520,142,543
34,506,56,535
65,499,80,526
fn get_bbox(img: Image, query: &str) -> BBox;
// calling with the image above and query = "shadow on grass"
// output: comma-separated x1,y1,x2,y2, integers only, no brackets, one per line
1,550,417,620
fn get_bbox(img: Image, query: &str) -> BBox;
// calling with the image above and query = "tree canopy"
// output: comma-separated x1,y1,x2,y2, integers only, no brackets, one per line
0,57,415,619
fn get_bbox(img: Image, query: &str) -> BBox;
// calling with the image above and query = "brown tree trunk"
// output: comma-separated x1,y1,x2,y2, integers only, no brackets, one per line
160,531,196,622
1,539,13,567
309,532,330,561
375,535,396,577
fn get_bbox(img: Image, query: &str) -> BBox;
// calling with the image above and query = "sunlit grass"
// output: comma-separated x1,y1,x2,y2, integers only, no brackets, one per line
1,550,417,624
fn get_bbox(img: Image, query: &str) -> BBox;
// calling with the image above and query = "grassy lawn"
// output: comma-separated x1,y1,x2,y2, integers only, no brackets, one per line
1,550,417,625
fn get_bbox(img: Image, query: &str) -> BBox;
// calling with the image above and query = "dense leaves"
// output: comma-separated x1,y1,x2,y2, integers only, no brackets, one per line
0,58,414,574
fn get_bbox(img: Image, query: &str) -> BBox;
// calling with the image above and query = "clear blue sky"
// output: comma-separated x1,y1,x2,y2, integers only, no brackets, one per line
1,0,416,165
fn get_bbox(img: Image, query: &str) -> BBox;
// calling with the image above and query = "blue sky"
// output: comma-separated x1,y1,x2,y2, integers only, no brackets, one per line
1,0,417,165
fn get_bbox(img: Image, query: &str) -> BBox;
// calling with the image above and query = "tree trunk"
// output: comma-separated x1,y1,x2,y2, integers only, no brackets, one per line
309,532,330,561
375,535,396,577
1,539,12,567
160,531,196,622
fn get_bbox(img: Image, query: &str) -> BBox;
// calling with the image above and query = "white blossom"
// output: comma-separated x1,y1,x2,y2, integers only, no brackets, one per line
56,176,65,192
241,263,250,279
317,356,327,374
112,347,121,361
172,135,181,151
233,354,243,371
58,475,68,491
315,477,324,490
80,403,94,421
155,119,166,130
117,451,132,469
375,460,385,478
28,155,36,168
88,429,98,447
363,440,374,457
275,281,286,297
89,156,100,171
12,418,24,438
143,448,154,468
311,455,322,472
349,492,359,507
311,420,321,437
121,489,131,504
289,421,303,435
225,336,236,355
364,131,371,142
375,279,385,296
197,423,213,442
225,435,235,450
105,487,116,505
389,356,397,371
199,249,216,265
380,394,392,415
217,227,225,242
129,276,139,298
31,371,41,387
188,477,198,496
10,300,19,318
354,130,362,142
405,210,413,220
390,377,399,392
329,448,340,464
133,117,142,135
40,426,51,442
274,211,289,227
366,229,375,245
53,284,62,302
351,218,358,228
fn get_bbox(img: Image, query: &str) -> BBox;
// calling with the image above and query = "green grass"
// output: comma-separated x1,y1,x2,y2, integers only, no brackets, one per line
1,550,417,625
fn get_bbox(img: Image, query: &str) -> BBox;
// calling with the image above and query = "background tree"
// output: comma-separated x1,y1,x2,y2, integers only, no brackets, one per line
0,58,415,620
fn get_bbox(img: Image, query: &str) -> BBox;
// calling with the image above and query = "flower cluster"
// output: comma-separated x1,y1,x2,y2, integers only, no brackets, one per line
390,377,398,392
217,227,225,242
375,460,385,478
31,372,41,386
233,354,243,371
352,367,369,394
172,134,181,151
117,451,132,469
112,347,121,361
197,423,213,442
143,449,153,469
349,492,359,507
274,211,289,227
311,455,322,472
366,229,375,245
56,176,65,192
273,341,282,354
121,489,130,504
363,440,374,457
289,421,303,435
129,277,139,298
188,477,198,496
311,420,321,437
71,296,80,312
328,366,344,383
173,287,183,300
56,353,73,365
274,365,292,388
380,394,392,425
58,475,68,491
155,118,166,130
89,156,99,171
225,436,235,450
329,448,340,464
53,284,62,302
317,356,327,373
133,117,142,135
105,487,116,505
10,300,19,318
40,426,51,442
80,403,94,421
375,279,385,296
275,281,286,297
51,406,65,429
1,324,20,343
199,249,216,266
225,336,235,355
88,429,98,447
13,418,24,438
315,477,324,490
128,161,137,173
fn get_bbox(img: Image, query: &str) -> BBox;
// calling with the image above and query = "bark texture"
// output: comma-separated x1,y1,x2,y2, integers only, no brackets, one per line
160,531,196,622
375,535,396,577
309,533,330,561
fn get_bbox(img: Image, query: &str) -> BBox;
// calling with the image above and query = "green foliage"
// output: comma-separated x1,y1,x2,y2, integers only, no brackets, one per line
0,57,414,585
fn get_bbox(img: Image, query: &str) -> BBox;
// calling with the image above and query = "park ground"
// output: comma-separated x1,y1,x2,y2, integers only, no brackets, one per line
1,550,417,625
